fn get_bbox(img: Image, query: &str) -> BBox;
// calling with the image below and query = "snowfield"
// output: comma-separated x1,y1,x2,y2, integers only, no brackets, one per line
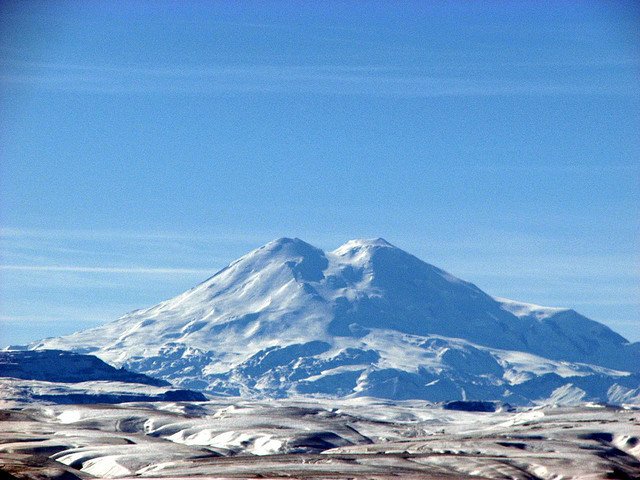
1,398,639,479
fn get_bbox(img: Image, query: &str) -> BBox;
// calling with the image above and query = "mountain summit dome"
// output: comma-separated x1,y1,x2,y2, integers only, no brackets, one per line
333,237,395,252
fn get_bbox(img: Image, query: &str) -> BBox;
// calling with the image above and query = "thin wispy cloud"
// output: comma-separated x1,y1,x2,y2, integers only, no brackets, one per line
0,227,353,254
1,60,636,97
0,264,216,275
506,57,640,68
0,314,106,324
472,162,639,174
0,226,266,244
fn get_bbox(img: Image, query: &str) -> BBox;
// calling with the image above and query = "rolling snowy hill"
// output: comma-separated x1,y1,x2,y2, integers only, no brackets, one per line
31,238,640,404
3,399,640,479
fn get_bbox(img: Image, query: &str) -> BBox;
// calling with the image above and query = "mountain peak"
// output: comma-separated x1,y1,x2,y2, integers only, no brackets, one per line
266,237,305,247
333,237,395,255
257,237,320,256
350,237,394,247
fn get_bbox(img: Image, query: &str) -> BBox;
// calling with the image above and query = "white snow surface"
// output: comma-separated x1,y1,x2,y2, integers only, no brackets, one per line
2,398,639,479
30,237,640,404
494,296,568,320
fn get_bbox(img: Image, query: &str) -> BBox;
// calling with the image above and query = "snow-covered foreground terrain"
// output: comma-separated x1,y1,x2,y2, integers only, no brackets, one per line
1,398,639,479
31,238,640,404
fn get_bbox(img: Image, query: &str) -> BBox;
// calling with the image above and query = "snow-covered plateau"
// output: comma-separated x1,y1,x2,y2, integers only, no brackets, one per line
28,237,640,405
1,398,639,479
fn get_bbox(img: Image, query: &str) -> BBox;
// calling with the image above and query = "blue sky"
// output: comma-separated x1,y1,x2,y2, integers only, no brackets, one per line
1,1,639,344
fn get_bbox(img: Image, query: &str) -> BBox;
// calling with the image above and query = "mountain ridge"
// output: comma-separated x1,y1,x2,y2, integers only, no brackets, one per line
0,349,208,404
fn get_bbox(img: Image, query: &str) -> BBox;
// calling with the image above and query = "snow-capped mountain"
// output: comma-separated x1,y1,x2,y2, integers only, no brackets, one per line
32,238,640,404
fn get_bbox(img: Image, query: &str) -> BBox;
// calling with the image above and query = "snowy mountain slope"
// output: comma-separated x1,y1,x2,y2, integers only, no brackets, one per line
31,238,640,404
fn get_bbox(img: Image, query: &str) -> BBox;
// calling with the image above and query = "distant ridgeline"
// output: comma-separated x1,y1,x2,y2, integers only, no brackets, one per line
0,349,206,404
